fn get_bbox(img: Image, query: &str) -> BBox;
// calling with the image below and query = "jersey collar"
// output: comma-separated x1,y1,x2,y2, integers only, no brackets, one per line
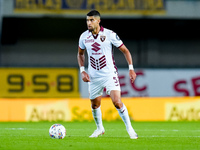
100,26,104,32
89,26,104,39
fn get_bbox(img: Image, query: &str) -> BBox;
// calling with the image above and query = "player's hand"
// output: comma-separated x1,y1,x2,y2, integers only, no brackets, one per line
129,70,136,83
81,71,91,82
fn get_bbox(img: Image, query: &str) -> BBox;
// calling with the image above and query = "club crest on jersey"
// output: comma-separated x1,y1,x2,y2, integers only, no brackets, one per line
100,36,106,42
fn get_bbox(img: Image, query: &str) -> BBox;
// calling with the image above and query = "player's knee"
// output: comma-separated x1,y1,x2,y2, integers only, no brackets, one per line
113,101,123,109
91,104,100,109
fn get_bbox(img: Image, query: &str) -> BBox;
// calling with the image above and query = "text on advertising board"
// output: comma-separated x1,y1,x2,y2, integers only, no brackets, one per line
0,68,80,98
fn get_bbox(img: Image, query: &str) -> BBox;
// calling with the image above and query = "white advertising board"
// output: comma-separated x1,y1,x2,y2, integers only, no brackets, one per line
80,69,200,97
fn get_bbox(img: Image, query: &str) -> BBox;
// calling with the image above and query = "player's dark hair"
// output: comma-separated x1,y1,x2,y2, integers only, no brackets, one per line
87,10,101,17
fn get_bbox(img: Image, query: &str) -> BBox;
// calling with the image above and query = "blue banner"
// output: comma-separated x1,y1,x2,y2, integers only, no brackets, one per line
14,0,166,16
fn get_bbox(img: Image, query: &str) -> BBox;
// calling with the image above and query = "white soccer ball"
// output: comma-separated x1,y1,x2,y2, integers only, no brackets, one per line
49,124,66,139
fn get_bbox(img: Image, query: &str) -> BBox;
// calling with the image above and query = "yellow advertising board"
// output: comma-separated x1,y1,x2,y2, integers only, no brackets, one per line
14,0,166,15
0,97,199,122
0,68,80,98
165,100,200,121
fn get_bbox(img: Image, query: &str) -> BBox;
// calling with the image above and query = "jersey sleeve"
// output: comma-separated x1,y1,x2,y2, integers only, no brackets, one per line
110,31,123,48
78,33,86,50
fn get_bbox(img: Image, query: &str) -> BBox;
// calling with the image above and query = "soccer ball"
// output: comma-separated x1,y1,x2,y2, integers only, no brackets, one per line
49,124,66,139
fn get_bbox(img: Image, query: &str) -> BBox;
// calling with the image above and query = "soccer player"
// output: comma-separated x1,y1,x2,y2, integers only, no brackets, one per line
77,10,138,139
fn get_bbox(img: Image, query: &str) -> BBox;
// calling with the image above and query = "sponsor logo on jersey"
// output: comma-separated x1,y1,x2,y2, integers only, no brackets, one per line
91,42,101,52
100,35,106,42
91,42,102,55
85,39,94,43
92,53,102,55
87,36,91,39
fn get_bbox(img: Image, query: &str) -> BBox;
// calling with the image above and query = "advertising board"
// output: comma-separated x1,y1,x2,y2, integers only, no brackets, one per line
0,68,80,98
0,97,199,122
14,0,166,16
80,69,200,97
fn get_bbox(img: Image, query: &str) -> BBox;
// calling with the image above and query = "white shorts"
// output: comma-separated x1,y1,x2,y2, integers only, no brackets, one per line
88,73,121,100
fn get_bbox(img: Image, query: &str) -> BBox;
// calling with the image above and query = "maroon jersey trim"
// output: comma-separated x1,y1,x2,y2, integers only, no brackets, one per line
79,46,85,50
118,43,124,48
100,26,104,32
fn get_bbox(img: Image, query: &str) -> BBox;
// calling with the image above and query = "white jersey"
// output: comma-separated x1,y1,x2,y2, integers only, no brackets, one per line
79,26,123,79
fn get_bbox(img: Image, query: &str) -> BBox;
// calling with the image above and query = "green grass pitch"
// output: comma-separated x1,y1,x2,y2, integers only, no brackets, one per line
0,121,199,150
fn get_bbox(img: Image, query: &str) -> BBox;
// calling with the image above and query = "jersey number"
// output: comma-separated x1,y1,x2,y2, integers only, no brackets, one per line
113,77,119,86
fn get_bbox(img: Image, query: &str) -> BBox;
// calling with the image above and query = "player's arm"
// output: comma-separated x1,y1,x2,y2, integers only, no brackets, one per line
77,47,90,82
119,45,136,83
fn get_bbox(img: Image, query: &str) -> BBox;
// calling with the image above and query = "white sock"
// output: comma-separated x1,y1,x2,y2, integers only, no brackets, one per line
117,104,132,130
92,107,104,130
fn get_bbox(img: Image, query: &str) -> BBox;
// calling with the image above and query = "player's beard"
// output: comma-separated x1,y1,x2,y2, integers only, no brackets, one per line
88,26,94,32
88,28,93,32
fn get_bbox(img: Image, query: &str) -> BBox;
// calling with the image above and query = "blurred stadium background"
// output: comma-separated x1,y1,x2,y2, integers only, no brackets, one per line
0,0,200,122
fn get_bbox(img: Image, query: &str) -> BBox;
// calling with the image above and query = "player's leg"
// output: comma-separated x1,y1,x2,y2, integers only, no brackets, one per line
110,90,138,139
91,96,104,131
110,90,132,129
88,79,105,138
89,96,105,137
